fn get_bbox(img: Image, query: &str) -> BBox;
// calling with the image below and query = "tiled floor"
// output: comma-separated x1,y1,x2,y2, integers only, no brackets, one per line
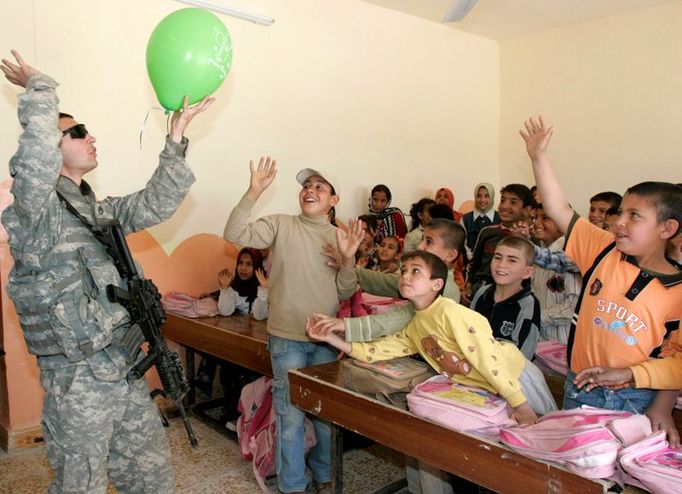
0,416,405,494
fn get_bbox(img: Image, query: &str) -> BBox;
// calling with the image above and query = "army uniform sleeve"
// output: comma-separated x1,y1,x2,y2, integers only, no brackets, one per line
108,137,196,235
344,304,415,342
6,74,62,226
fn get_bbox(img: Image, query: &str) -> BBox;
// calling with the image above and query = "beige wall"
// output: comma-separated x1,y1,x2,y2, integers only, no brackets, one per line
500,1,682,216
0,0,500,251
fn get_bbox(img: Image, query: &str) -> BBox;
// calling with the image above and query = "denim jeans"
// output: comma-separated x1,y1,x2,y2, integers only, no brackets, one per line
563,370,657,413
268,335,337,493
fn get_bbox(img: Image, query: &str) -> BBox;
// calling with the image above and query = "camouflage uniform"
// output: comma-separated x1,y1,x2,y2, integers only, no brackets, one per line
2,74,195,493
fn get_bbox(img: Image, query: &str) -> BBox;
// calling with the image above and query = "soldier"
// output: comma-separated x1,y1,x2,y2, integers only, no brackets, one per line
1,50,213,493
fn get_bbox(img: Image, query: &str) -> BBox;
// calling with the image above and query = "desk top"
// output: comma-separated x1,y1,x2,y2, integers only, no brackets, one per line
162,313,272,376
290,361,609,494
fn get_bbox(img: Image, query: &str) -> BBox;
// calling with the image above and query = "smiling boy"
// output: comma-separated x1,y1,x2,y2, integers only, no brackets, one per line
224,160,356,494
470,237,541,360
521,116,682,446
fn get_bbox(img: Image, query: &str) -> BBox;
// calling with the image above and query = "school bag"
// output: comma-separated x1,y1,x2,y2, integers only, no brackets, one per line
236,376,316,493
161,291,219,318
618,430,682,494
406,375,516,440
341,357,435,409
533,339,568,376
498,407,635,479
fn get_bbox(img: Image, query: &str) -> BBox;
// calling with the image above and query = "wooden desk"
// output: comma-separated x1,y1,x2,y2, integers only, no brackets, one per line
162,313,272,376
290,361,611,494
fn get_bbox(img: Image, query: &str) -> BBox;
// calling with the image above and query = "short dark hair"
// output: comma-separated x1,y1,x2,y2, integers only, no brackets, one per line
605,205,620,217
626,182,682,234
58,112,74,120
382,235,402,253
425,218,465,254
590,191,622,208
501,184,535,208
358,214,378,232
401,251,448,296
371,184,392,202
427,203,455,221
496,236,535,266
409,198,436,230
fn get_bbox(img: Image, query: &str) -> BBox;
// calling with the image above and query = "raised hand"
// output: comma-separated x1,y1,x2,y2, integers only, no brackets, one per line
169,95,215,143
336,218,365,262
1,50,40,88
519,115,554,161
511,402,538,426
573,366,634,392
254,268,268,289
217,268,234,289
247,156,277,199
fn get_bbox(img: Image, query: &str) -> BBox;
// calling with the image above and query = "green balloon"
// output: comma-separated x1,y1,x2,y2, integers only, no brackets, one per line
146,8,232,111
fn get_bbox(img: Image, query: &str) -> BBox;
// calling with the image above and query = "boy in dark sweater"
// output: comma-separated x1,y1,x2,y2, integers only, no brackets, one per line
470,236,541,360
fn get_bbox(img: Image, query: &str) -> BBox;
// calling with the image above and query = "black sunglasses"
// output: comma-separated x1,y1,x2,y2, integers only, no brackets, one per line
61,124,89,139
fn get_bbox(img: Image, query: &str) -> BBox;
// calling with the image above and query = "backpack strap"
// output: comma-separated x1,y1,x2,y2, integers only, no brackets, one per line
566,242,617,368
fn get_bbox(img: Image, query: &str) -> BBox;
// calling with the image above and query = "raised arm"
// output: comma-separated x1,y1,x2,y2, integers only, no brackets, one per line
519,116,572,233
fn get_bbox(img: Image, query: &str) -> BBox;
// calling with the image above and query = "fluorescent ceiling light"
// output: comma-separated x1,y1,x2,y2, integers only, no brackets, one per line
172,0,274,26
442,0,478,23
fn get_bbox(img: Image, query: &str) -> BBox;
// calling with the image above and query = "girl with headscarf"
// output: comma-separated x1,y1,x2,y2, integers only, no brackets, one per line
368,184,407,240
217,247,268,320
434,187,463,222
460,182,501,256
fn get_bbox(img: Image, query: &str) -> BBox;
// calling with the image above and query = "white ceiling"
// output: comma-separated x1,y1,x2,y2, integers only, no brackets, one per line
362,0,681,40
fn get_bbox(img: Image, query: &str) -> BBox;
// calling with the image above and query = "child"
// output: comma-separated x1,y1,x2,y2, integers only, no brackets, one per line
602,205,620,233
372,235,401,273
466,184,536,300
520,115,682,445
224,158,356,494
461,182,501,258
434,187,463,222
308,251,557,423
404,197,435,253
530,205,581,345
369,184,407,240
195,248,269,401
355,214,379,269
425,203,466,294
217,247,269,320
325,219,464,344
470,236,541,360
588,191,622,226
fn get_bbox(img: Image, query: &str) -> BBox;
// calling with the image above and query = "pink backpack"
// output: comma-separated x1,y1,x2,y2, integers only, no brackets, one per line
161,291,219,318
237,377,316,492
406,375,516,440
618,430,682,494
533,339,568,376
499,407,634,479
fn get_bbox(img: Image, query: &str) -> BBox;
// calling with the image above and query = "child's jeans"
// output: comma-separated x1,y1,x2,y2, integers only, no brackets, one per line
268,335,337,493
563,370,657,413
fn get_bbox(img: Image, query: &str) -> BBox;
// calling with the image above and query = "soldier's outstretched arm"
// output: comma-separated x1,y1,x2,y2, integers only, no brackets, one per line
1,50,39,88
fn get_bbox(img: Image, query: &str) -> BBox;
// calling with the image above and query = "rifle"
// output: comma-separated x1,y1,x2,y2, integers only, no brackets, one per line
92,220,198,448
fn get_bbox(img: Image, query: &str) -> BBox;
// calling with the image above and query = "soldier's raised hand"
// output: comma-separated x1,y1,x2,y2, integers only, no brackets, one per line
1,50,40,88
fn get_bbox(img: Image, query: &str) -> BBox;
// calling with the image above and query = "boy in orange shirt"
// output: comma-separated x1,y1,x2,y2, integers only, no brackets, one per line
520,116,682,447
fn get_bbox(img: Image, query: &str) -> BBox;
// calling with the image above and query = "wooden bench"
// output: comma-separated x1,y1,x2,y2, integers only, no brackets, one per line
290,361,614,494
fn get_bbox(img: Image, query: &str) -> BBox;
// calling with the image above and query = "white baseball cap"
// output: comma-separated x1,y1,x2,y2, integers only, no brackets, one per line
296,168,340,197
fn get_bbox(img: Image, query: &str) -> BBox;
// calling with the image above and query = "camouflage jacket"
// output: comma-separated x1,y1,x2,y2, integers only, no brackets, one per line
2,74,195,379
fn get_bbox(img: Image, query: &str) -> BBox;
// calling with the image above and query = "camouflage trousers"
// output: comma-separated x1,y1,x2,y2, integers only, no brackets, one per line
40,364,174,493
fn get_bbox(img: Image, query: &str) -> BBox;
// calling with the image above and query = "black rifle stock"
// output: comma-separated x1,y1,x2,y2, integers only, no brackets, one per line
93,220,198,448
